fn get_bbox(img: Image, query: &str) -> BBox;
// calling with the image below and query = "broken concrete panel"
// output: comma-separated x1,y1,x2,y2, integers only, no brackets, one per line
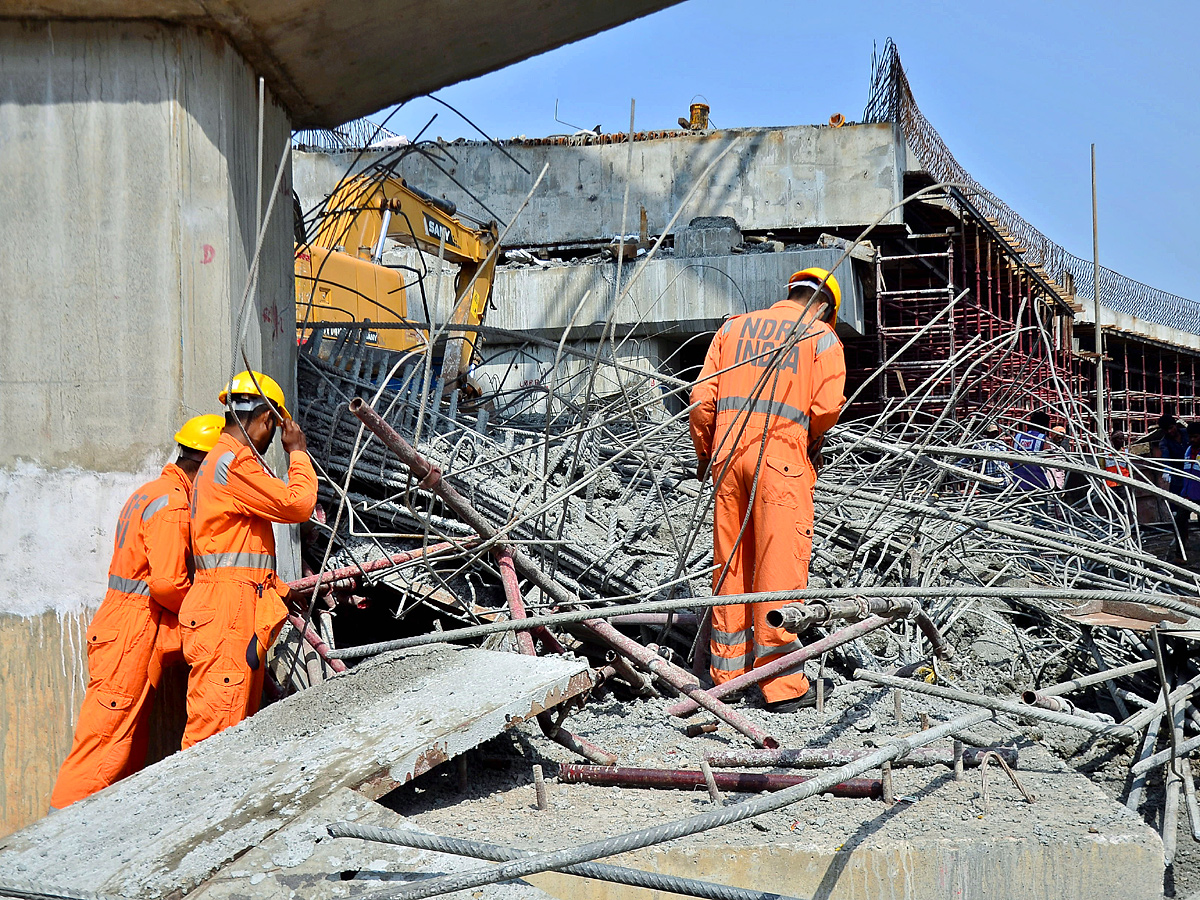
0,647,592,898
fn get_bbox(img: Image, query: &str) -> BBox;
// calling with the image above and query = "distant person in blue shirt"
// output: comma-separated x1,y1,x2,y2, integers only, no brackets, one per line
1011,411,1051,491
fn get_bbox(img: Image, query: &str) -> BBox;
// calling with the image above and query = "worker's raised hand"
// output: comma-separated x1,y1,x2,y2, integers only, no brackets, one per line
281,419,308,454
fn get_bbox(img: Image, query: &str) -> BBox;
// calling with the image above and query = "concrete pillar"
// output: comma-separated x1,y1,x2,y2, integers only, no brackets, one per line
0,20,295,835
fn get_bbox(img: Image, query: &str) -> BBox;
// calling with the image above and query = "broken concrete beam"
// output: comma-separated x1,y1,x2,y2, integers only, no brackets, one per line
0,647,591,899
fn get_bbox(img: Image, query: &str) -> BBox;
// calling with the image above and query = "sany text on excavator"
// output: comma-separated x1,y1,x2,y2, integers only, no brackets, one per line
295,172,499,389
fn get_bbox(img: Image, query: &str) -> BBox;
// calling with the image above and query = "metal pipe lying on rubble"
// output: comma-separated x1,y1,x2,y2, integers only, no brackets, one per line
857,670,1137,741
1026,658,1157,699
705,745,1017,770
349,397,779,750
558,764,882,799
326,823,803,900
378,708,995,900
667,615,898,718
765,598,955,660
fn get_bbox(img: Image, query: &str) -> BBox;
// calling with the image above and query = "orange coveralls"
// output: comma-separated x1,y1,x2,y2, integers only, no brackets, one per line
689,299,846,702
180,432,317,749
50,464,193,808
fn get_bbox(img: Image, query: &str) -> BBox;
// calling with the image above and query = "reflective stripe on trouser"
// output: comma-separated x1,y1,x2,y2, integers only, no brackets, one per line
50,592,164,809
179,579,267,750
709,449,814,703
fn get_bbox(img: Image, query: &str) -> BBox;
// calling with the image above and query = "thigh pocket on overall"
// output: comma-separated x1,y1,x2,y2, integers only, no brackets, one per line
206,666,247,714
85,626,124,682
179,603,218,662
759,456,810,508
85,689,135,740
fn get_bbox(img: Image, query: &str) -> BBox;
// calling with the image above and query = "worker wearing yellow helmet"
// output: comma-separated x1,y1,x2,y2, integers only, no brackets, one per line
179,372,317,748
688,267,847,713
51,414,225,809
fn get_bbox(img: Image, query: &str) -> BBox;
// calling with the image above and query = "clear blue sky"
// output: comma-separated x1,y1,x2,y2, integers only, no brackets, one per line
368,0,1197,300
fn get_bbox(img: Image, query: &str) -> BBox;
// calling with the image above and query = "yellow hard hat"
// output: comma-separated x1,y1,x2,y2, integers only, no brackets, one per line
219,370,291,420
174,414,224,453
788,267,842,319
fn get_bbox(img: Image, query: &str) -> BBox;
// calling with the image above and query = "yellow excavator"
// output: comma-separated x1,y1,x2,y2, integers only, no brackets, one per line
295,173,499,387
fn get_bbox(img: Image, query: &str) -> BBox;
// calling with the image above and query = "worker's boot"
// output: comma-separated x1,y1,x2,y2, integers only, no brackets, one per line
763,678,835,714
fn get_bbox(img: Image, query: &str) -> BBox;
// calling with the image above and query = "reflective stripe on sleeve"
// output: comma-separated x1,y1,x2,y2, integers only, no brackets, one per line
213,451,236,487
815,331,839,356
194,552,276,571
715,396,811,431
108,574,151,596
141,494,171,521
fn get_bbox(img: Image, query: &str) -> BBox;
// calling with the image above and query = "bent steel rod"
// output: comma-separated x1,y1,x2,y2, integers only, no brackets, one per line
377,709,993,900
326,823,803,900
705,745,1017,770
857,670,1137,741
329,586,1200,661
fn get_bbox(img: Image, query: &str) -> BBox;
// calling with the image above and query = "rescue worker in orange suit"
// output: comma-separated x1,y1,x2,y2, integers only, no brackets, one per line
50,414,225,809
180,371,317,748
690,268,847,713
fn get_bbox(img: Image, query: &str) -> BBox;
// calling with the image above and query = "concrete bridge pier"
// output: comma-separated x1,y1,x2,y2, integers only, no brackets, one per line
0,19,296,835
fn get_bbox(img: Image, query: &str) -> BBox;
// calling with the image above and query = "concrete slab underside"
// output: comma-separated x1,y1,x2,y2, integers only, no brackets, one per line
2,0,681,127
0,647,592,898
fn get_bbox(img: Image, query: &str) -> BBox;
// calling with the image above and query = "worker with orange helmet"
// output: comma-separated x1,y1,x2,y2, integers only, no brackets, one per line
689,267,847,712
50,414,225,809
180,371,317,748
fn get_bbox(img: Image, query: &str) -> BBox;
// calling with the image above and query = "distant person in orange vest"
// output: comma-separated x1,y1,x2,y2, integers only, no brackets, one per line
180,372,317,748
690,268,846,712
50,415,224,809
1104,431,1132,488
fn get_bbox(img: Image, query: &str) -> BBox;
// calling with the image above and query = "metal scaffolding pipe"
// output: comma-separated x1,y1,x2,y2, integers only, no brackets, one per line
287,541,465,596
557,764,881,799
1032,659,1157,698
284,612,347,674
582,618,779,749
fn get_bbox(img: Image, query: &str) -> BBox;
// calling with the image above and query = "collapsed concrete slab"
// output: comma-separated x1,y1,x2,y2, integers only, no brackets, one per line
0,647,591,898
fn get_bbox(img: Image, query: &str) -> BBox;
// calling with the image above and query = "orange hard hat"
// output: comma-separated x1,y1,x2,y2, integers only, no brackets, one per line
787,267,842,319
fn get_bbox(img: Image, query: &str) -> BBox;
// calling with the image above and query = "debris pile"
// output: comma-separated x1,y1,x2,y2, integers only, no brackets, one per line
279,305,1200,895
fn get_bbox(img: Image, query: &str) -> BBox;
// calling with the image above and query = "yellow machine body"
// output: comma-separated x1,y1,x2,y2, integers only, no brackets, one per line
295,174,499,383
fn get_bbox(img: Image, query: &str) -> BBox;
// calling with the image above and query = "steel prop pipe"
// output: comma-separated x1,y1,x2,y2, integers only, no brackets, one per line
287,541,466,596
557,764,881,799
284,612,347,674
582,618,779,749
667,615,893,718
